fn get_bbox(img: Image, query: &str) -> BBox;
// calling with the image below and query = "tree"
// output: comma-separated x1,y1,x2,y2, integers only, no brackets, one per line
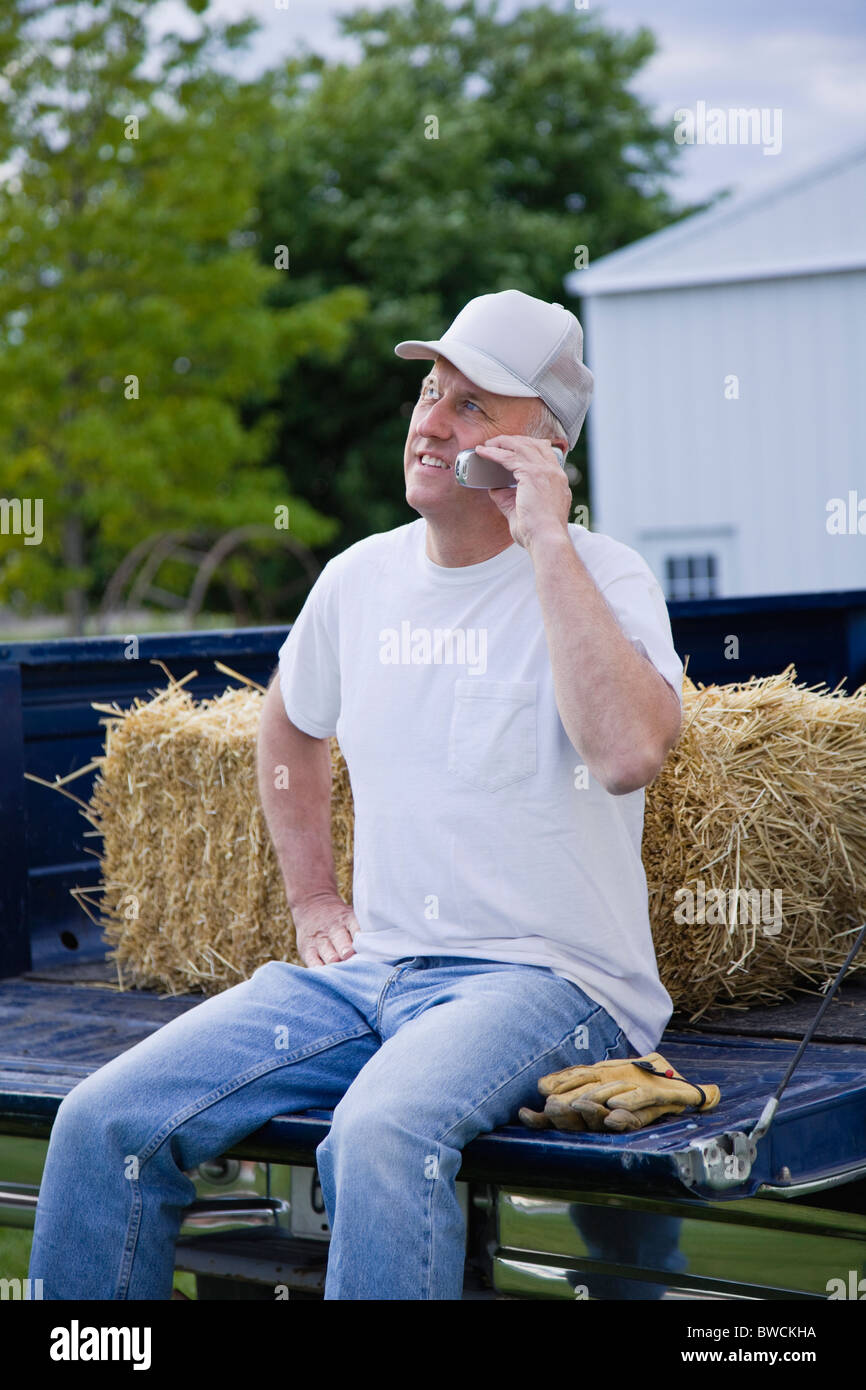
0,0,366,633
254,0,711,553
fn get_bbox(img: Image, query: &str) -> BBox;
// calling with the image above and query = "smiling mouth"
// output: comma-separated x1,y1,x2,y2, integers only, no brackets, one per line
416,452,451,470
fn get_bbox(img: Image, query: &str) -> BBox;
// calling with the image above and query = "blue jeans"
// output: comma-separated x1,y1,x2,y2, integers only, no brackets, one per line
29,954,636,1300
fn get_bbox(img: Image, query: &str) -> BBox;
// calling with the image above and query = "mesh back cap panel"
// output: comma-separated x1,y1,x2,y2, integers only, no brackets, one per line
532,317,594,449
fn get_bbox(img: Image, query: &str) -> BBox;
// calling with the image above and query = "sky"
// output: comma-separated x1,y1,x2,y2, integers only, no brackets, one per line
152,0,866,210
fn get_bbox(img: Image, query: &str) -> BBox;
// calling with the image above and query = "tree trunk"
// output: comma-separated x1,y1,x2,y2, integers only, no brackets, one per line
62,513,86,637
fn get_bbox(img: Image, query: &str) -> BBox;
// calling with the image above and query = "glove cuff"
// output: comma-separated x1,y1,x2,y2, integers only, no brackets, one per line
635,1057,716,1111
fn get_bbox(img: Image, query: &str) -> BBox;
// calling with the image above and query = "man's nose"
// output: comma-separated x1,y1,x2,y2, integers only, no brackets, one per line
416,396,452,437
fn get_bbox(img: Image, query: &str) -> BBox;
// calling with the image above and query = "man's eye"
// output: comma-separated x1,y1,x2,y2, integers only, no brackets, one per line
418,386,481,414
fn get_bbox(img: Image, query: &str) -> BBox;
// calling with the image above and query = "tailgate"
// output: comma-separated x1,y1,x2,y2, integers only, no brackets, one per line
455,1032,866,1201
3,975,866,1202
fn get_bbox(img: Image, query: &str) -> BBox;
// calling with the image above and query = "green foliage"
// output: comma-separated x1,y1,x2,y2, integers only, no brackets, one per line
0,0,714,631
0,0,365,632
252,0,710,551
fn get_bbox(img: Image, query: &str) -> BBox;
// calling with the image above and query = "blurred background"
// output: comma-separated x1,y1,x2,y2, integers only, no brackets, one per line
0,0,863,639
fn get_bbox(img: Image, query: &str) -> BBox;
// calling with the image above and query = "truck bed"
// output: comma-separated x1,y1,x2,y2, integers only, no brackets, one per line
3,956,866,1203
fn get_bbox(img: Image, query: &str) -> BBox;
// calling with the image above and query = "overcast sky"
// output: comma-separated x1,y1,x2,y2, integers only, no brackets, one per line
152,0,866,210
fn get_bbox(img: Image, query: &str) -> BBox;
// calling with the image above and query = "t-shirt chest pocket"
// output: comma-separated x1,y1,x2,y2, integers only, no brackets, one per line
447,679,537,792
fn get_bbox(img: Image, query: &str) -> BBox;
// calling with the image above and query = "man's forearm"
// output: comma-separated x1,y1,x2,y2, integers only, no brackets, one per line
256,676,339,911
527,529,681,794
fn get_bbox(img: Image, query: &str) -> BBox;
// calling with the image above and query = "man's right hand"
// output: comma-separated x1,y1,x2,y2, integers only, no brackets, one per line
291,893,360,968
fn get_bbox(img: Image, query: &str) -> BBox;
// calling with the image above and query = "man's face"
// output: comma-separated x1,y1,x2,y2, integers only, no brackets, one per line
403,356,536,518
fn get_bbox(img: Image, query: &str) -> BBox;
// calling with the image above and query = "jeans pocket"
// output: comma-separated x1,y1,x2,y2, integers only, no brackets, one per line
603,1027,640,1061
447,679,537,792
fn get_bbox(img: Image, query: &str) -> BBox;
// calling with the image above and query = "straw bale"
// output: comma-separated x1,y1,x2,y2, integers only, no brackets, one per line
77,664,866,1017
83,679,354,995
643,665,866,1017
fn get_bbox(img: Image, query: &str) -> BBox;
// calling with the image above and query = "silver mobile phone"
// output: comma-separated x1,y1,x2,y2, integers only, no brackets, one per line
454,445,564,488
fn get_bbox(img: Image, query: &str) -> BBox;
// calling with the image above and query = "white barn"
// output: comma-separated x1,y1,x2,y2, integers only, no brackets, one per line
566,142,866,599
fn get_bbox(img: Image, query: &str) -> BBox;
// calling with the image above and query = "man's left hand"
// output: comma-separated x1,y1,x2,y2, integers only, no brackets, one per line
476,435,571,550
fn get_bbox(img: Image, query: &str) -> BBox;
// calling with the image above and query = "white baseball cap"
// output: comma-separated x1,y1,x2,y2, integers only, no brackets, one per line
394,288,594,451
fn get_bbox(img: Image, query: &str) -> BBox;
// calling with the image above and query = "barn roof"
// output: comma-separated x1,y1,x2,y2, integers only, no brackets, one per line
566,140,866,296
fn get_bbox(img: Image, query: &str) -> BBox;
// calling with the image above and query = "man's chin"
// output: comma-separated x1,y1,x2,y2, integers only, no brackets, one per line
405,482,454,514
406,493,442,519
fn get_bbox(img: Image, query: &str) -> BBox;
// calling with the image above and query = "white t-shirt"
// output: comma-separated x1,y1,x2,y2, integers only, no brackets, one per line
277,518,684,1055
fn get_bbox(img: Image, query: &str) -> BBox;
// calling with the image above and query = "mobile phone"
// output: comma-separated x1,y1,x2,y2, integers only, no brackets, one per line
454,445,564,488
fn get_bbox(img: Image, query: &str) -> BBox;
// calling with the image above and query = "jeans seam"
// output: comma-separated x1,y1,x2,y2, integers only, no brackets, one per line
131,1024,370,1164
436,1005,614,1145
421,1009,618,1297
602,1028,629,1061
116,1181,144,1300
375,963,411,1035
424,1139,438,1300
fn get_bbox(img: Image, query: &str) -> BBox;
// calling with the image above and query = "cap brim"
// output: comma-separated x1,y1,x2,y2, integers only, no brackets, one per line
394,339,537,398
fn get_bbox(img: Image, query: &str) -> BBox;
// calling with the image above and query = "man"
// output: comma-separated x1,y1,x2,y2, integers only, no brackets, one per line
29,289,682,1301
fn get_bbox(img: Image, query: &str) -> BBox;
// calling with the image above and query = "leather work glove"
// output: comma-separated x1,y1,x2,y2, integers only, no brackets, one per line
518,1052,721,1134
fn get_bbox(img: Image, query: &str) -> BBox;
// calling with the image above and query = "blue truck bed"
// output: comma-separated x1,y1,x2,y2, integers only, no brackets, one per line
3,975,866,1203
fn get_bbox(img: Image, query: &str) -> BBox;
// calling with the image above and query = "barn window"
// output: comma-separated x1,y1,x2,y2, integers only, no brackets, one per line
664,553,718,600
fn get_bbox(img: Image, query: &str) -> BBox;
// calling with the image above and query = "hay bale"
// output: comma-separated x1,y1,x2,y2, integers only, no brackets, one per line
73,663,866,1017
643,665,866,1017
80,675,354,995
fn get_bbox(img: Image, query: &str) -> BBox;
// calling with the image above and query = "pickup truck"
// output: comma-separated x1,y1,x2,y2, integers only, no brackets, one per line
2,587,866,1302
